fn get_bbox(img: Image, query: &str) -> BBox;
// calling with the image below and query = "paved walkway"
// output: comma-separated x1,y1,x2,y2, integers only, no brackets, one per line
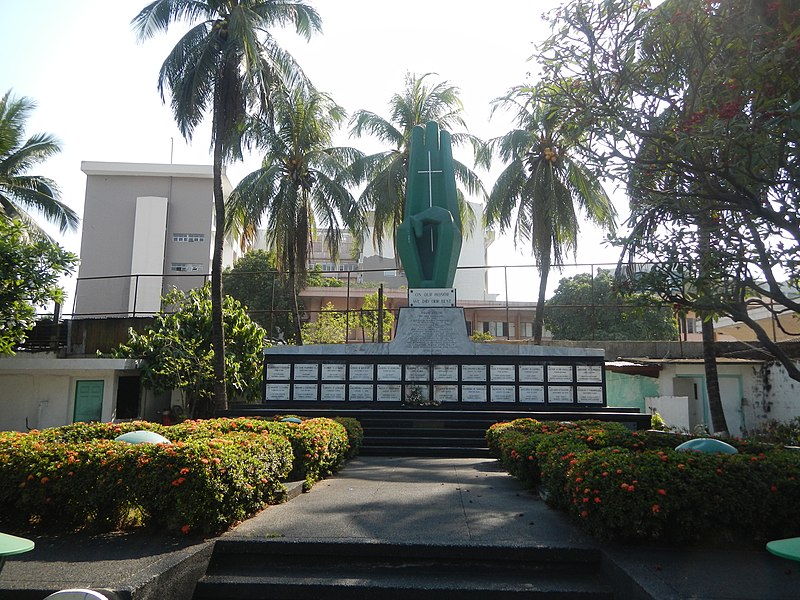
0,457,798,599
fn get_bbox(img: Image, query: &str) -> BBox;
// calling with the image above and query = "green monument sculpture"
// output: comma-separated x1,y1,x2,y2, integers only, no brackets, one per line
397,121,463,289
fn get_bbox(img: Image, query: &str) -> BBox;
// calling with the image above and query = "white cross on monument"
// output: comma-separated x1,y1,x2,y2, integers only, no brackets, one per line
417,150,442,208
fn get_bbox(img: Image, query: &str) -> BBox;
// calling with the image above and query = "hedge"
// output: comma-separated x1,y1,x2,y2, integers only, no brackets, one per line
0,415,361,535
487,419,800,543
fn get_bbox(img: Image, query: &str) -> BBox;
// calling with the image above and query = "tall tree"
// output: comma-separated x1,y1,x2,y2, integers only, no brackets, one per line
132,0,321,411
349,72,485,254
0,218,77,354
532,0,800,384
0,90,78,239
226,87,363,344
484,88,617,343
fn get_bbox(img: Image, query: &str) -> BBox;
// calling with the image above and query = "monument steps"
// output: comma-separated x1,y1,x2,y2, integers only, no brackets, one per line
191,539,615,599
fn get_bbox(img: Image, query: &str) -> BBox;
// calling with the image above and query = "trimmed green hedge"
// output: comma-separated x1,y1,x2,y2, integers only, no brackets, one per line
0,415,361,535
487,419,800,543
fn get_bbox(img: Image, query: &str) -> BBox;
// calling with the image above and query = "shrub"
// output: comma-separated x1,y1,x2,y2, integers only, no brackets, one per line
487,418,800,544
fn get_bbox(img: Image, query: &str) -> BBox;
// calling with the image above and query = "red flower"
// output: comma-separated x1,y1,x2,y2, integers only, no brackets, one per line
771,485,778,493
181,524,191,535
180,467,190,475
652,504,661,514
658,489,667,496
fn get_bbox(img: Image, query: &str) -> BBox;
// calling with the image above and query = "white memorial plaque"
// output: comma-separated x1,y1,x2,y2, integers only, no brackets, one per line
548,385,574,403
349,364,374,381
519,364,544,382
349,384,374,402
462,385,487,402
266,363,291,380
322,363,347,380
321,383,346,401
265,383,290,401
576,365,603,383
294,363,319,380
547,365,573,383
405,364,430,381
519,386,545,403
377,364,402,381
491,385,516,402
490,364,516,382
377,384,402,401
433,364,459,381
462,364,487,382
293,383,318,401
577,386,604,404
408,288,456,307
434,385,459,402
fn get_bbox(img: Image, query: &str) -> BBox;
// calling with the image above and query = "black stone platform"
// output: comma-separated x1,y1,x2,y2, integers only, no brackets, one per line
222,405,651,458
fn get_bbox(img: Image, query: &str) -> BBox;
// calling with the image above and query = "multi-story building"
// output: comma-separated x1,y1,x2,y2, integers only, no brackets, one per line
74,161,233,317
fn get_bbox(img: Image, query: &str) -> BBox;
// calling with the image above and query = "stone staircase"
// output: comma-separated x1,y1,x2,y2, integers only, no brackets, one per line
191,540,615,599
223,405,650,459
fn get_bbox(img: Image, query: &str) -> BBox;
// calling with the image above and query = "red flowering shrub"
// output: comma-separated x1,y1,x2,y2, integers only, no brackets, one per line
488,419,800,543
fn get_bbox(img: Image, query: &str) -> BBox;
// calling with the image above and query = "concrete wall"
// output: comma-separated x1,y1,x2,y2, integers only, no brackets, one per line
758,361,800,426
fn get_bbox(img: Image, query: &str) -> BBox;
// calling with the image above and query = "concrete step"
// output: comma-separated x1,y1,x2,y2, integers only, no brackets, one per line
192,540,614,600
360,445,491,458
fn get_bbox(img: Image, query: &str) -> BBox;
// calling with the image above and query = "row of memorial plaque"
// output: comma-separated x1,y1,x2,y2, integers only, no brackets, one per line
266,362,603,384
264,382,604,404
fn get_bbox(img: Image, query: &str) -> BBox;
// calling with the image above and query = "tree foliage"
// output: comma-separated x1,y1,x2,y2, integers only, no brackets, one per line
113,285,266,418
222,249,297,341
483,87,617,343
301,302,348,345
0,218,77,354
357,292,394,342
533,0,800,378
0,90,79,239
545,269,676,341
349,72,484,253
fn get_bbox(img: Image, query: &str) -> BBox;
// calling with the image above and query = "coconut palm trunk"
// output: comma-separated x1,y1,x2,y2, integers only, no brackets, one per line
534,255,551,344
210,123,227,412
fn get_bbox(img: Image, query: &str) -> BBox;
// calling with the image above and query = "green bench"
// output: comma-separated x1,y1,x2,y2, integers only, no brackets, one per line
767,537,800,562
0,531,35,574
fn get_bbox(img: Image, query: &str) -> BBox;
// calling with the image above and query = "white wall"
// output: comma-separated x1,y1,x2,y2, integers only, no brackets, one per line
129,196,168,315
758,361,800,425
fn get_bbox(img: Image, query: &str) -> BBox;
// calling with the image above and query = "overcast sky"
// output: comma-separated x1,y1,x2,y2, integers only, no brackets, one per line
0,0,628,303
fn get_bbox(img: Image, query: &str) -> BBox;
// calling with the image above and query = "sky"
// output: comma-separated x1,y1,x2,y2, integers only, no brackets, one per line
0,0,629,304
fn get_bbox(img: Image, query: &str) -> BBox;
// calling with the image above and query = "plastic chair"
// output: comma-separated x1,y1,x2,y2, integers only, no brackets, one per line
43,590,109,600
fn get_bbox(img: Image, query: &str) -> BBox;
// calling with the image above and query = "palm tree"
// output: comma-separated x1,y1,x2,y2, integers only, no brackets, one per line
485,86,617,344
349,72,484,254
226,87,363,344
132,0,321,412
0,90,78,239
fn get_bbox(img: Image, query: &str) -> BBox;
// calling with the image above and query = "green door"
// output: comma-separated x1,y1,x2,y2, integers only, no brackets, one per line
73,380,104,422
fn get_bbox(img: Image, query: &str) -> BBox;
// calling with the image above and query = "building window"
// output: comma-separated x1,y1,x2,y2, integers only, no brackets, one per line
684,317,702,334
170,262,203,272
173,233,205,243
383,270,397,277
520,322,534,338
484,321,508,337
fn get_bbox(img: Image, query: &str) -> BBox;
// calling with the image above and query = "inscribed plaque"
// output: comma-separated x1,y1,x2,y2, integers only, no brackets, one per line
377,384,402,401
462,364,487,382
577,386,604,404
519,386,545,403
576,365,603,383
434,385,459,402
349,364,374,381
321,363,346,380
294,363,319,380
462,385,487,402
321,383,346,401
377,364,402,381
491,385,516,402
405,364,430,381
408,288,456,307
293,383,318,401
547,365,573,383
266,363,291,380
433,364,459,381
265,383,290,401
490,364,516,382
548,386,574,403
349,384,374,402
519,364,544,382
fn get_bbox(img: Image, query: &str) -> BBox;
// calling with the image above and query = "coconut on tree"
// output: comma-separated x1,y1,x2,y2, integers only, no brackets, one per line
132,0,321,412
484,85,617,344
